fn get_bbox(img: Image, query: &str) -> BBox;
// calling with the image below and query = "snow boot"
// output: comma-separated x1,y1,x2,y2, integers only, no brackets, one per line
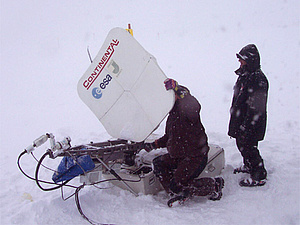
239,162,267,187
233,165,250,174
209,177,225,201
167,189,190,207
239,177,266,187
167,195,189,207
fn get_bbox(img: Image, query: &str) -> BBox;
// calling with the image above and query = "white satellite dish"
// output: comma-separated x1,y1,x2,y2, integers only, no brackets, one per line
77,28,175,142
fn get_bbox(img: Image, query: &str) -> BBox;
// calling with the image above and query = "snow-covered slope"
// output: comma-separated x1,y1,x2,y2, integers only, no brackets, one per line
1,1,299,224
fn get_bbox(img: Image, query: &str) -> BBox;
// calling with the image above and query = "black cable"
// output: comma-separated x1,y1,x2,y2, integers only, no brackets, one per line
35,151,71,191
31,152,57,173
75,184,103,225
18,150,78,189
19,149,141,190
17,150,35,181
19,148,146,225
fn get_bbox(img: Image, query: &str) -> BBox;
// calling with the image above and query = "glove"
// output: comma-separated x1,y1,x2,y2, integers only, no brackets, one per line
164,78,178,91
143,142,157,152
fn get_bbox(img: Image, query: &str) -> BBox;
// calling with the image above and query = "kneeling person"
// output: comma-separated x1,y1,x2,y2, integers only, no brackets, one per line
145,79,224,203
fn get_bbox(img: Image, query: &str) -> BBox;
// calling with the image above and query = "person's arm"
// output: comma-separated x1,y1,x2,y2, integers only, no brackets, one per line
143,134,168,152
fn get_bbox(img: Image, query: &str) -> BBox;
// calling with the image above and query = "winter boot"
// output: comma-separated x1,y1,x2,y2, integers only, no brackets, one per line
233,165,250,174
251,163,267,181
239,177,266,187
209,177,225,201
167,195,189,207
240,162,267,187
167,190,190,207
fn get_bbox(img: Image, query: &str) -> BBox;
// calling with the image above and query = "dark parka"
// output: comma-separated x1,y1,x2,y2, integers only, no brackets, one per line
156,87,209,159
228,44,269,141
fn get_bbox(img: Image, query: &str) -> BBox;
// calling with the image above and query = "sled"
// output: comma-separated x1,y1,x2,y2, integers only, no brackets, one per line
100,144,225,195
20,133,225,196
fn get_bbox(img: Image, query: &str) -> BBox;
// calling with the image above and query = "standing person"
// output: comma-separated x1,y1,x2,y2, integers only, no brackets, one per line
228,44,268,187
144,78,224,204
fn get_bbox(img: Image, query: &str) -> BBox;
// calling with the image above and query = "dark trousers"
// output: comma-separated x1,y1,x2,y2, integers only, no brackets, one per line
236,138,267,180
153,153,215,196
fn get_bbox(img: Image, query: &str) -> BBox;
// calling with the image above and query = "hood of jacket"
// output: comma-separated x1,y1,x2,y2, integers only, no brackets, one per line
236,44,261,73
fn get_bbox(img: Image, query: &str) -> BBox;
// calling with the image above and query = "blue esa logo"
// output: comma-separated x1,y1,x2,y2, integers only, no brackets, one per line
92,74,112,99
92,87,102,99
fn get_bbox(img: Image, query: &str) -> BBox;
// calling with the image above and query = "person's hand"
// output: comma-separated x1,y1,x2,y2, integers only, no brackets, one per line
164,78,178,91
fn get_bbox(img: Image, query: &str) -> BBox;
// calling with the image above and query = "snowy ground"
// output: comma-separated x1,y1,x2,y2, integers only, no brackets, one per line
1,1,299,224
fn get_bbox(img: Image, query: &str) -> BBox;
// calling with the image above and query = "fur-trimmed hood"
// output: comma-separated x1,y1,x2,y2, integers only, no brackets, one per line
236,44,261,72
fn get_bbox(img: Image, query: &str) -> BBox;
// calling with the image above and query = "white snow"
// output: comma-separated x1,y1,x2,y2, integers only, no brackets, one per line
1,0,299,224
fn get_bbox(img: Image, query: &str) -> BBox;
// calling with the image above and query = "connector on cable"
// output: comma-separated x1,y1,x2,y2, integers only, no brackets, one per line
50,136,71,158
24,133,71,157
25,133,51,153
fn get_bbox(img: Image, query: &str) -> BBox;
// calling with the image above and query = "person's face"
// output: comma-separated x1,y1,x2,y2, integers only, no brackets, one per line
239,58,247,67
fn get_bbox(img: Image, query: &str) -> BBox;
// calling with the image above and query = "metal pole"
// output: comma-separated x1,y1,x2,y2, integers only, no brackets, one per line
95,156,138,197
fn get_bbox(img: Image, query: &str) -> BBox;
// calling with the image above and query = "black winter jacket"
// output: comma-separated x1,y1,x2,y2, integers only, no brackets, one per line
228,44,269,141
156,88,209,159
